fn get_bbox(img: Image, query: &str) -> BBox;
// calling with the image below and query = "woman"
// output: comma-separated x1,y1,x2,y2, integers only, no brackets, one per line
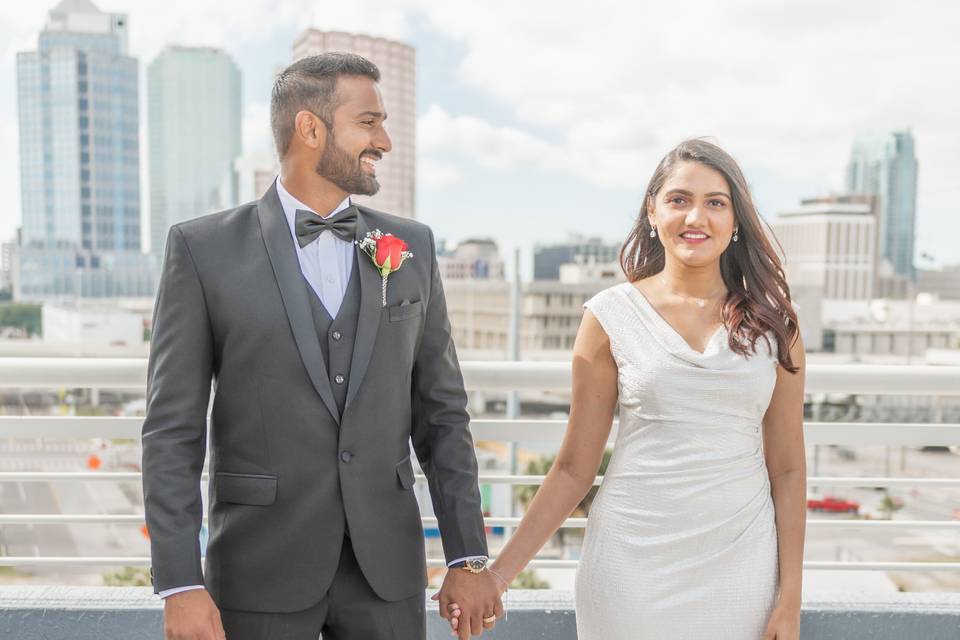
443,139,806,639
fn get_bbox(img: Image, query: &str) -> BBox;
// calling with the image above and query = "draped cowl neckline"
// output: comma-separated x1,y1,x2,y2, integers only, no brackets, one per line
618,282,773,369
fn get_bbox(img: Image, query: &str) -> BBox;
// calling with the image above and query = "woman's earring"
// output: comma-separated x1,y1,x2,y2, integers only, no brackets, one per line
733,228,739,243
650,227,657,238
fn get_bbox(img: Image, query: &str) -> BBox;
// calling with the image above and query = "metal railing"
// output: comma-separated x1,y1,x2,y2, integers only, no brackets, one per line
2,358,960,572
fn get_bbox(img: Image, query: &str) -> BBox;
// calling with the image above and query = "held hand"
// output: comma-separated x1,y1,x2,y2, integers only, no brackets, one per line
762,601,800,640
431,569,503,639
437,563,511,635
163,589,226,640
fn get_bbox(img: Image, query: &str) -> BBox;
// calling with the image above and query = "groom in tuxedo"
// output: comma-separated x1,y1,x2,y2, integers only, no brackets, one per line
142,53,502,640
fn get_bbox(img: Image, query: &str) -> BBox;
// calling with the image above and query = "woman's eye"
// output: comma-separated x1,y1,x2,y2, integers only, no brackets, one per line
709,199,726,207
670,197,686,205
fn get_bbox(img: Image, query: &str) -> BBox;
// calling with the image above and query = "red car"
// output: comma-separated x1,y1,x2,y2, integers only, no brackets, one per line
807,496,859,514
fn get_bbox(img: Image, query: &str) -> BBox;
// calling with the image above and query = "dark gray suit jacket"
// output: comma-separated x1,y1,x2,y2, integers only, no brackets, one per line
141,184,487,613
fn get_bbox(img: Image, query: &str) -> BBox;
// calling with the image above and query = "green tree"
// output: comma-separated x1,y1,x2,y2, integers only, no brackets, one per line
514,449,613,545
511,569,550,589
0,303,42,336
103,566,152,586
880,491,904,519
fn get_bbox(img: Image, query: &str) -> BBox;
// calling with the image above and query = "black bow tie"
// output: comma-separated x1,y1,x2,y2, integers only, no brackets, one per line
294,206,359,247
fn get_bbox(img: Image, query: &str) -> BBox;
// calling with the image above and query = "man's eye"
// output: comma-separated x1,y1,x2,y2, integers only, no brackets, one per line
361,121,375,126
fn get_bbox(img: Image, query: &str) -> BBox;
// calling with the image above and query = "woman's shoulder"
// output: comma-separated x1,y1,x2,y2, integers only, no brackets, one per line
584,281,633,307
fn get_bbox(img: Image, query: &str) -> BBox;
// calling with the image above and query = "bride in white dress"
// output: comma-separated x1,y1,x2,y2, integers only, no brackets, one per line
444,140,806,639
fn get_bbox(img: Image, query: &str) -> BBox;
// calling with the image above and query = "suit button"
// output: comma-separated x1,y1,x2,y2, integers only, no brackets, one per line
340,451,353,463
332,330,342,341
335,374,345,384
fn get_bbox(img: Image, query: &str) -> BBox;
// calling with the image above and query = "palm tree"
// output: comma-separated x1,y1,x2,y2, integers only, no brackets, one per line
514,449,613,545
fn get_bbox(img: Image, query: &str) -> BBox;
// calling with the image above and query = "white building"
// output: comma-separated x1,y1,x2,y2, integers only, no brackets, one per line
918,264,960,301
234,152,280,205
771,196,877,300
293,30,415,219
438,238,505,281
0,241,15,293
557,257,624,284
42,303,146,346
820,297,960,360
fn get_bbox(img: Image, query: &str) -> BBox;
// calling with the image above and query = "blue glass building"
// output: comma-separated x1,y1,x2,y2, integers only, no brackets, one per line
15,0,154,299
846,131,918,283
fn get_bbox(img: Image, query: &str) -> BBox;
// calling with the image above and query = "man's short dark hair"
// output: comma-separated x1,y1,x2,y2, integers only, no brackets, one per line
270,52,380,158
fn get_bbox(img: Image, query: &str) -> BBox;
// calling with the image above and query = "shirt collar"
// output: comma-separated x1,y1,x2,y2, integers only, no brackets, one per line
275,176,352,230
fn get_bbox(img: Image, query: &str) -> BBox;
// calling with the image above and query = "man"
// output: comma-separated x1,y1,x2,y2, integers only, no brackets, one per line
142,52,502,640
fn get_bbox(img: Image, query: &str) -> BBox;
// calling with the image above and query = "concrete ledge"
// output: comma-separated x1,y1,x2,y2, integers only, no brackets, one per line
1,587,959,639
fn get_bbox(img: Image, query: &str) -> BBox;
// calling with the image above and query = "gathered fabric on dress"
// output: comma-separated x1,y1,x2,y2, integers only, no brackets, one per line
575,282,785,640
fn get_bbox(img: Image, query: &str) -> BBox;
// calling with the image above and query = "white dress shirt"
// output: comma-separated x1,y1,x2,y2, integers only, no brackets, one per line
158,178,481,598
276,177,355,317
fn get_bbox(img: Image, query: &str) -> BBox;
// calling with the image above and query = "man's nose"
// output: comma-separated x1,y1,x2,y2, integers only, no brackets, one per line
374,126,392,154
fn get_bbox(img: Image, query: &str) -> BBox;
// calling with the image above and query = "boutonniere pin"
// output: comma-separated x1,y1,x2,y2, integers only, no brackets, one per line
357,230,414,307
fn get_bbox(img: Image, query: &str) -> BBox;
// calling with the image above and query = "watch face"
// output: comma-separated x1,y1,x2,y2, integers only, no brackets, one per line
468,559,486,571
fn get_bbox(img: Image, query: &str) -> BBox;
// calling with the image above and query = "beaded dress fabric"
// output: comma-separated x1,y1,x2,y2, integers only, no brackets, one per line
575,282,791,639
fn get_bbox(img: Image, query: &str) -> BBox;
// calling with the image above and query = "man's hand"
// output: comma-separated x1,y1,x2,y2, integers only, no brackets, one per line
163,589,226,640
432,568,503,639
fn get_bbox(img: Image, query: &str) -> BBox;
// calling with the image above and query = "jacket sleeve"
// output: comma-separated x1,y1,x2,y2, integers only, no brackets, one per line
409,227,488,563
141,225,214,593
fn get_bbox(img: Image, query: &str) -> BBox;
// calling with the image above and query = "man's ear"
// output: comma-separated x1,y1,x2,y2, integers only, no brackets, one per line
293,110,327,152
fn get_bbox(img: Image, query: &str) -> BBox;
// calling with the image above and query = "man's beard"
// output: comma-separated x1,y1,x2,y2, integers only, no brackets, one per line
315,130,380,196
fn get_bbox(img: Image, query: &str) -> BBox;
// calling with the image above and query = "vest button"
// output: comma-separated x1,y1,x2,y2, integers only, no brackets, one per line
332,330,342,341
335,374,345,384
340,451,353,463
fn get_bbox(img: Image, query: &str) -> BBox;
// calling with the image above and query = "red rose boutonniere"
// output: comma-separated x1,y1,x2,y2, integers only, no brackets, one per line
357,230,414,307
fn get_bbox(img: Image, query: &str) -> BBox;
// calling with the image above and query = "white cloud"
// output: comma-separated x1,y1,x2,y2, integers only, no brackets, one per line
408,0,960,263
410,0,959,191
417,158,463,189
418,105,650,188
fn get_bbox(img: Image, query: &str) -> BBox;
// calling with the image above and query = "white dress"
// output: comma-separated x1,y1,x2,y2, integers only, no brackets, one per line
575,282,784,639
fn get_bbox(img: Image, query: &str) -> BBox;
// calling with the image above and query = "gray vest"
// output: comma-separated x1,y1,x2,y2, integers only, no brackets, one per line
304,251,362,419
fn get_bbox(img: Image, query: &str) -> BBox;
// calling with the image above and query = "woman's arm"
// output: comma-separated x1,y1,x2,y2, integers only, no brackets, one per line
762,331,807,613
490,309,620,584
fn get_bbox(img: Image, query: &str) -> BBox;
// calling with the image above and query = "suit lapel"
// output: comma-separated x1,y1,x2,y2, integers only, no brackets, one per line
345,209,383,411
257,183,341,424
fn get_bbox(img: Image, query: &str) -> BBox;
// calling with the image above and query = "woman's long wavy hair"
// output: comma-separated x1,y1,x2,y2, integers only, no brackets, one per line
620,139,800,373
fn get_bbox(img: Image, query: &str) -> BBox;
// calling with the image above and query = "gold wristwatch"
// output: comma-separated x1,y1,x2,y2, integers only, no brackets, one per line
455,558,489,574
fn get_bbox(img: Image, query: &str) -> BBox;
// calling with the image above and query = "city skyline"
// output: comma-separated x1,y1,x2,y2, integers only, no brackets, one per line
1,1,959,276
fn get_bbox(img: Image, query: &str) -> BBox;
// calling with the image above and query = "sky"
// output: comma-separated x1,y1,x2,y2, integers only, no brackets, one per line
2,0,959,278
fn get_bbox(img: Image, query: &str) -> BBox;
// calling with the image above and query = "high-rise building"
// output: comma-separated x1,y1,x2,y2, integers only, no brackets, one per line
15,0,153,299
771,196,877,300
0,240,16,294
533,234,621,280
438,238,505,280
846,130,918,282
292,29,415,218
918,264,960,301
148,46,241,260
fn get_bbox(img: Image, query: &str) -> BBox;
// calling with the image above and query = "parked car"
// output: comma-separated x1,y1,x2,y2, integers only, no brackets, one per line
807,496,859,514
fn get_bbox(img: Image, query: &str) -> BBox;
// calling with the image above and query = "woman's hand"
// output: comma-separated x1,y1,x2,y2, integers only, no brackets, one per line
434,568,510,636
763,601,800,640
